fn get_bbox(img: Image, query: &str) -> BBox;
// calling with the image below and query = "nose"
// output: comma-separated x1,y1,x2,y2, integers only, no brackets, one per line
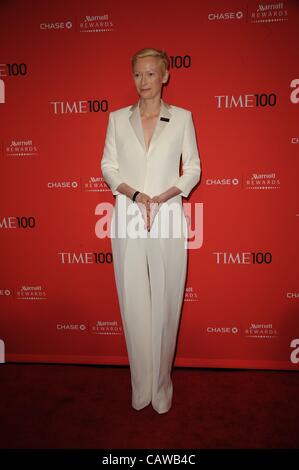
141,74,147,87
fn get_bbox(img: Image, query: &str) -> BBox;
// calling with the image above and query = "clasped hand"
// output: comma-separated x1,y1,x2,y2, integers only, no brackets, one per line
135,193,164,232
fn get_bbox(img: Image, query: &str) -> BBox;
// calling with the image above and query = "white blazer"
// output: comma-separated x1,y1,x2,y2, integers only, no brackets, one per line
101,98,201,199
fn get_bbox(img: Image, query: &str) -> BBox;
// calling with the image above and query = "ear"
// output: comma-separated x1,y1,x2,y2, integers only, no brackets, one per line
162,70,170,83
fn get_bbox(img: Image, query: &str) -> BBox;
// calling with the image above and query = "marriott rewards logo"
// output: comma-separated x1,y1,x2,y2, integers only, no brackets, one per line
39,14,114,33
208,2,289,23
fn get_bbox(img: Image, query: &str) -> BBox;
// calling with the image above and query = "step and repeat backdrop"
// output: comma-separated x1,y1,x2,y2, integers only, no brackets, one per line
0,0,298,370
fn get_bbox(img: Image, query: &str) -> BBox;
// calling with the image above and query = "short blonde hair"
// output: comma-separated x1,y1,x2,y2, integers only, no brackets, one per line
131,47,170,76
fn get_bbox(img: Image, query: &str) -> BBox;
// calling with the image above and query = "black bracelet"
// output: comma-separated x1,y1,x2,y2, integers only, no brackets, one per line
132,191,140,202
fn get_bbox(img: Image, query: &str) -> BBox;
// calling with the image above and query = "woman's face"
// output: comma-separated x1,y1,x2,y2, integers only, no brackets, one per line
132,56,168,100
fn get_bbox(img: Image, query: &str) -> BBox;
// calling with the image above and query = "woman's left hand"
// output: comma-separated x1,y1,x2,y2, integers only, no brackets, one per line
148,194,165,231
151,194,165,205
148,186,181,230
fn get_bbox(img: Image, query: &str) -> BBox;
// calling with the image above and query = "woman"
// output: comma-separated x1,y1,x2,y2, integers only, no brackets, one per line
101,47,201,414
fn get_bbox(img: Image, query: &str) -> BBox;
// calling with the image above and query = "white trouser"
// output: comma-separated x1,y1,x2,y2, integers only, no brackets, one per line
110,194,188,413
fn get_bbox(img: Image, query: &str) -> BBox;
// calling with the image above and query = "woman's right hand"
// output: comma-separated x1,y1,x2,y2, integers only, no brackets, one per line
135,192,153,231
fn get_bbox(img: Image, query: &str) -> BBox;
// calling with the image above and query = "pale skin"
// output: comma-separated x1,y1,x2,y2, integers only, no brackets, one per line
115,55,181,231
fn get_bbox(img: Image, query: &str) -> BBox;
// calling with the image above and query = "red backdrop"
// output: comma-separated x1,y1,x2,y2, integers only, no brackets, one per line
0,0,298,370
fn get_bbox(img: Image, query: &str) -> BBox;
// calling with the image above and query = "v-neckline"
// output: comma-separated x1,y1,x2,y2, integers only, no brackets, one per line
138,99,162,153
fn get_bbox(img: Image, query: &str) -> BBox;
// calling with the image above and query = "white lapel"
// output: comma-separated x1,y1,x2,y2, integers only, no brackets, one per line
128,98,172,154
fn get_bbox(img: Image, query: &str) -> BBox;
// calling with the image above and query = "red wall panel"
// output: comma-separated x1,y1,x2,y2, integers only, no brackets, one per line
0,0,298,370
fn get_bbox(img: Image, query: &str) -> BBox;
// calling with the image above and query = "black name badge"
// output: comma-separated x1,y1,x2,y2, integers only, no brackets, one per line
160,117,170,122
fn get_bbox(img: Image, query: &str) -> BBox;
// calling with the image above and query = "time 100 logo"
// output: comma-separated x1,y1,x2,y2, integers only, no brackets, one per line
170,55,191,69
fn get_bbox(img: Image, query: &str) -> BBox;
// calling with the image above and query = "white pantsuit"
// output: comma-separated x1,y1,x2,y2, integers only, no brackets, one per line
101,98,201,413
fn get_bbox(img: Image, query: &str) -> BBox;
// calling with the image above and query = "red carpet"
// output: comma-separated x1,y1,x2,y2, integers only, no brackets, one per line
0,363,298,449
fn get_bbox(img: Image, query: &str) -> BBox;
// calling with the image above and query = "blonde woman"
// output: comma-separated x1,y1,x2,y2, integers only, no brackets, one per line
101,47,201,414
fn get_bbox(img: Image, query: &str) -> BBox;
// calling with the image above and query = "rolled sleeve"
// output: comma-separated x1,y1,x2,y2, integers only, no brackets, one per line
100,111,122,196
174,111,201,198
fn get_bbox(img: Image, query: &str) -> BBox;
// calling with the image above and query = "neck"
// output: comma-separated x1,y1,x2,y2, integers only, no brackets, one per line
139,96,161,117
